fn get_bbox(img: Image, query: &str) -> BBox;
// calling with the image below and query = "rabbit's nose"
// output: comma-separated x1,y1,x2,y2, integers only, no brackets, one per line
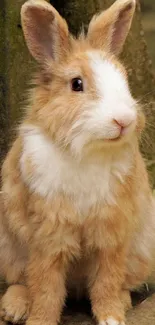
113,118,133,129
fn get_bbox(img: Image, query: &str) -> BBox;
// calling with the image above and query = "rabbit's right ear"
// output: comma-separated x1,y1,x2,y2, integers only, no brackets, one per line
21,0,70,64
87,0,136,55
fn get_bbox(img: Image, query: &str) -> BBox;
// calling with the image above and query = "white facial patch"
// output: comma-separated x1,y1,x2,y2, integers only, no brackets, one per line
89,52,127,96
20,125,133,220
69,51,137,157
87,51,137,135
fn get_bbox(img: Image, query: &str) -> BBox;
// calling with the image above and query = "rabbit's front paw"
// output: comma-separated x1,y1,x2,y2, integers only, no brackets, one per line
0,285,30,323
100,318,125,325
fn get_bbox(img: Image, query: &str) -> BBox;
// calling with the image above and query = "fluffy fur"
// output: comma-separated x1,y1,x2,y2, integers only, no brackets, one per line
0,0,155,325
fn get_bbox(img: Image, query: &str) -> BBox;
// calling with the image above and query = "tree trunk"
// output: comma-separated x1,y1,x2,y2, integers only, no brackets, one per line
5,0,34,125
0,0,9,173
51,0,155,186
0,0,35,170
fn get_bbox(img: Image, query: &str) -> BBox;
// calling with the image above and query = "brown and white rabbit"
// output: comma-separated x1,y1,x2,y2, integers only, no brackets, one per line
0,0,155,324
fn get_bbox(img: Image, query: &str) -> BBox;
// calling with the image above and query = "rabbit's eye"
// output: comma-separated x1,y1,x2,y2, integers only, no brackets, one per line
71,78,83,92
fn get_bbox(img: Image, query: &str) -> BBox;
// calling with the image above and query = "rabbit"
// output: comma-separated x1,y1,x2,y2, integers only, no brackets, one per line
0,0,155,324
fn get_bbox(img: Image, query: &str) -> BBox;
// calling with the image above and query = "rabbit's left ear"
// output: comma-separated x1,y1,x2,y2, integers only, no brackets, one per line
87,0,136,55
21,0,70,65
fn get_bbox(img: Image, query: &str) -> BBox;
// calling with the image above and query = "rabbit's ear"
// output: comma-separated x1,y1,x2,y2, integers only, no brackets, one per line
87,0,136,55
21,0,70,64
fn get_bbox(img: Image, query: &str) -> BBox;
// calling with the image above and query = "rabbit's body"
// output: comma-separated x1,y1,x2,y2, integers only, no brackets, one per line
1,126,154,278
0,1,155,325
1,101,154,324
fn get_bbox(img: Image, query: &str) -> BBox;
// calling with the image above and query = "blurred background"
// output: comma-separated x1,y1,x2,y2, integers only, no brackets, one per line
141,0,155,73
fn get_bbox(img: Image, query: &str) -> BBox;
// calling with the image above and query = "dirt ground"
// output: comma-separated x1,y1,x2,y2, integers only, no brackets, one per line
0,284,154,325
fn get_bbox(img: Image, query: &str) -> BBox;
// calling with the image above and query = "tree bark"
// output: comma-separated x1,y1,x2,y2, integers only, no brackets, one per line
51,0,155,186
0,0,35,170
5,0,34,125
0,0,9,173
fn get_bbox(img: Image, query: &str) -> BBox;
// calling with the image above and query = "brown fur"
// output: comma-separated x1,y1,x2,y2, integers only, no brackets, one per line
0,1,154,325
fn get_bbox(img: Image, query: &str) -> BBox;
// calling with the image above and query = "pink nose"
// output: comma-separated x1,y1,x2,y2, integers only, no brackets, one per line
113,118,132,129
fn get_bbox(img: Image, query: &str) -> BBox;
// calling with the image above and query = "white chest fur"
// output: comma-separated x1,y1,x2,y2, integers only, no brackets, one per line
20,125,133,216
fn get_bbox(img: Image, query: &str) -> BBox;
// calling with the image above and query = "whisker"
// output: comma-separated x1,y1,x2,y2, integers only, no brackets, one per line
136,90,155,102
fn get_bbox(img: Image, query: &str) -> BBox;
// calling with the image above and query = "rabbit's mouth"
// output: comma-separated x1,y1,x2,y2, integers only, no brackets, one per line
104,121,136,143
68,121,136,159
106,130,127,142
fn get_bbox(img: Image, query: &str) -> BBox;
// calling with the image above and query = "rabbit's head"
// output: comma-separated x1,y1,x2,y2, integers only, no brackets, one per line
21,0,142,159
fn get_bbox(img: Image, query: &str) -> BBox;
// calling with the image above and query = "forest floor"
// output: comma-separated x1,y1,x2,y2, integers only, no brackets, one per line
62,293,155,325
0,282,154,324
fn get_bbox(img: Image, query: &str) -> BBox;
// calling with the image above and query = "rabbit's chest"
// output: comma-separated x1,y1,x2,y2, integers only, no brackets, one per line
20,127,131,217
